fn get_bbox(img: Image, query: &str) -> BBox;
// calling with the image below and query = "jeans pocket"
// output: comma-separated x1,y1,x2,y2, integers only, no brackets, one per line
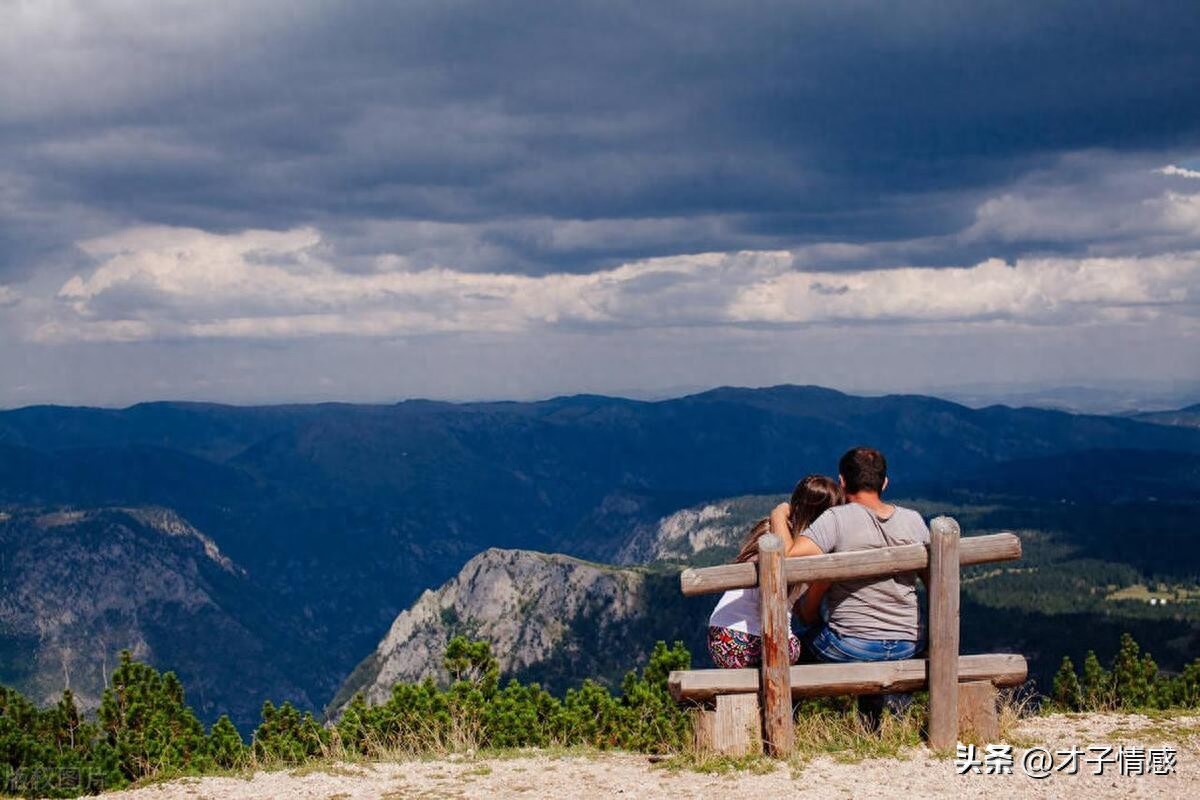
830,633,885,661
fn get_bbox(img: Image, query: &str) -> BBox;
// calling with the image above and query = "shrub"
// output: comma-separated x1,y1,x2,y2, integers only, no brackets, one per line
1051,656,1082,711
334,636,692,755
1111,633,1158,709
1080,650,1113,710
251,701,330,764
207,715,246,769
98,651,213,781
1,686,122,798
1053,633,1200,713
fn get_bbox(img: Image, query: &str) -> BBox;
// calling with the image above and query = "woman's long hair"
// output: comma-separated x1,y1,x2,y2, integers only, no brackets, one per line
734,475,844,564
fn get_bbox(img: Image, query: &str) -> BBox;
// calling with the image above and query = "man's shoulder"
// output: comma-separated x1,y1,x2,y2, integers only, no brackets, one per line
890,505,927,523
816,503,871,539
826,503,867,520
889,505,931,538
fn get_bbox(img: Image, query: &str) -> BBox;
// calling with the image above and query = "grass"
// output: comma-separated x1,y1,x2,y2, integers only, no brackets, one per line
790,707,923,765
1102,713,1200,744
657,750,778,775
962,566,1038,585
998,687,1040,748
660,704,928,779
665,689,1049,777
460,764,493,777
295,694,1044,783
1106,583,1200,603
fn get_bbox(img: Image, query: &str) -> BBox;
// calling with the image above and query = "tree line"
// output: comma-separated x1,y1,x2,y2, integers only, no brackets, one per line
3,633,1200,798
0,639,690,798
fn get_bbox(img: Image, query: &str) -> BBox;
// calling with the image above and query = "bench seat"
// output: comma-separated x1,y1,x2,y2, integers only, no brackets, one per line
670,653,1027,702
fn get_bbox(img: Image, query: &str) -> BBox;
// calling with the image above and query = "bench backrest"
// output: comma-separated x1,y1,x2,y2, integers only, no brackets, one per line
676,516,1022,754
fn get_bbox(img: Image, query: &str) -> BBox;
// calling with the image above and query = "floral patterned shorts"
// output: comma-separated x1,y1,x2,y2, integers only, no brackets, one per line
707,625,802,669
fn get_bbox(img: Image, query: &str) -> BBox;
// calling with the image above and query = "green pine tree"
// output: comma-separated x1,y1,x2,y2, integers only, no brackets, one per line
333,693,372,755
1081,650,1113,710
251,701,330,764
1112,633,1156,709
443,636,500,696
1051,656,1082,711
207,715,246,769
98,650,213,781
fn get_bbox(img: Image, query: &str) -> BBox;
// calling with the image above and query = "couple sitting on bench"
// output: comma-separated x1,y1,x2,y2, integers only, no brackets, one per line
706,446,929,723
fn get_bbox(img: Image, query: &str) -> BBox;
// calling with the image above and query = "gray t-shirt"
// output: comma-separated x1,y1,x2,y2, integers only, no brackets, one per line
800,503,930,641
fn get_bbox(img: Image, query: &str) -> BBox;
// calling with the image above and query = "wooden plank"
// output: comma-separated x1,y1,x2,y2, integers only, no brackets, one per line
926,516,961,749
955,533,1022,569
668,653,1027,702
785,542,928,584
694,693,761,756
680,561,756,596
957,680,999,743
678,532,1020,597
756,534,793,757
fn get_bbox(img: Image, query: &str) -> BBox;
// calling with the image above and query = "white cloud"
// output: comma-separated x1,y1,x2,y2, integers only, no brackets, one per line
962,154,1200,249
1157,164,1200,180
31,225,1200,343
729,254,1199,325
0,285,19,307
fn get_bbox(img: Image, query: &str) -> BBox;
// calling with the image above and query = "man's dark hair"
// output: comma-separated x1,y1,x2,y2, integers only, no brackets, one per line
838,447,887,494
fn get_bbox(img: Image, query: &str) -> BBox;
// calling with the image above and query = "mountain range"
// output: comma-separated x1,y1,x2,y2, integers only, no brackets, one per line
1,385,1198,730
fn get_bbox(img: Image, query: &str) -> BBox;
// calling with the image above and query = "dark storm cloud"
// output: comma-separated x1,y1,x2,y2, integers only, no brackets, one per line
3,0,1200,282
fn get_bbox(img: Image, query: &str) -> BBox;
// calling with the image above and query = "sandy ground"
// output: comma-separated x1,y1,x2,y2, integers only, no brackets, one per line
97,714,1200,800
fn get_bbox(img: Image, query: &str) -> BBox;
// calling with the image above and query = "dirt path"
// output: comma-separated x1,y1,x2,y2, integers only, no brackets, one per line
100,714,1200,799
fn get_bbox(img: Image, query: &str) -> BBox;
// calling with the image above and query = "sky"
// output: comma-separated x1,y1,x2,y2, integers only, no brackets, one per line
1,0,1199,409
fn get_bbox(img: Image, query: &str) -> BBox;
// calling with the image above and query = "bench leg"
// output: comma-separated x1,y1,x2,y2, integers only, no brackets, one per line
957,680,999,743
694,693,762,756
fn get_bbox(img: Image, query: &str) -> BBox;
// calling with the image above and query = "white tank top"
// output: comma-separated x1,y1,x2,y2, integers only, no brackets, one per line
708,587,792,635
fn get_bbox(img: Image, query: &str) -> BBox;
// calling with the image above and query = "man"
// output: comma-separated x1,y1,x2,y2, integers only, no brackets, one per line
771,446,930,726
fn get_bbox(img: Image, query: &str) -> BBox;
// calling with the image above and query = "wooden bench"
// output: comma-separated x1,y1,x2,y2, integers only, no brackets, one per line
669,516,1026,756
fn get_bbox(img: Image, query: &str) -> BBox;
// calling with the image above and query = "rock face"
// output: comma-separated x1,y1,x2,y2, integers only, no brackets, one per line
614,495,776,564
0,506,308,728
331,549,664,714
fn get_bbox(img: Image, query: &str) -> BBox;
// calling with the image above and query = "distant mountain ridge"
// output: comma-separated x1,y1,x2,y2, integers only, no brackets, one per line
2,385,1199,729
1134,403,1200,429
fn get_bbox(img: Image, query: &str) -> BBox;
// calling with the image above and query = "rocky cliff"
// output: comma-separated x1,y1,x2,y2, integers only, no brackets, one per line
0,506,309,728
614,495,775,564
329,548,710,716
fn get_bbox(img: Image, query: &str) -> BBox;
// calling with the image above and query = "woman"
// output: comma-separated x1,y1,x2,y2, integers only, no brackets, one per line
706,475,844,668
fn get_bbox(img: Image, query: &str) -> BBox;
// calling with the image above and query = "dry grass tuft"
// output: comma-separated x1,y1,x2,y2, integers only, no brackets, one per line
790,707,923,766
998,687,1040,747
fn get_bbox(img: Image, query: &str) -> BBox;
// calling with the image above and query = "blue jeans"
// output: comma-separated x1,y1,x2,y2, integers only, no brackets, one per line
800,623,922,728
803,624,919,663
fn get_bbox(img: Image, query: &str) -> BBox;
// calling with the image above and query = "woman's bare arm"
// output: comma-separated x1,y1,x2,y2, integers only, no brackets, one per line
771,499,830,613
787,535,822,558
769,502,793,550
